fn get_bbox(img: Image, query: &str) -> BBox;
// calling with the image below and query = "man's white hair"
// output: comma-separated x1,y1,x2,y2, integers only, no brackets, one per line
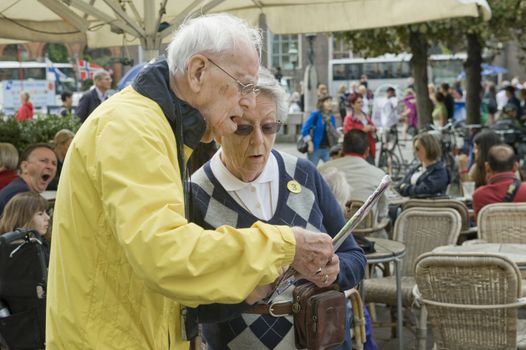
167,13,262,75
256,68,288,121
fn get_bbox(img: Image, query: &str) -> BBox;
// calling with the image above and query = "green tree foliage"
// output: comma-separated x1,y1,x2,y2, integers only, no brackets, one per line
46,43,69,63
337,0,526,126
336,25,438,128
0,115,81,154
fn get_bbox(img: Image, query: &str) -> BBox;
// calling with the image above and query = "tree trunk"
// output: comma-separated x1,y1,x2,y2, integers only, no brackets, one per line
464,33,482,125
409,30,433,129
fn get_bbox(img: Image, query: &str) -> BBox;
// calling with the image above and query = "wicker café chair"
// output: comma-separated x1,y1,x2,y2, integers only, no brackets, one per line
345,199,390,237
345,288,367,350
362,207,461,345
477,203,526,244
414,252,526,350
402,198,476,242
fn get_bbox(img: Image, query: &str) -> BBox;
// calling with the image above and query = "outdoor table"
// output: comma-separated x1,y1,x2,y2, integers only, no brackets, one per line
385,189,409,206
433,244,526,271
364,237,406,350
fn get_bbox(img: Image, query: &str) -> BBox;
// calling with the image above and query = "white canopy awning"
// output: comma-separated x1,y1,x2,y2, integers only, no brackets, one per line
0,0,491,59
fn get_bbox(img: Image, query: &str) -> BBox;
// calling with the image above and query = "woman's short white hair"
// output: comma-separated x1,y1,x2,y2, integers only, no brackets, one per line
256,68,288,121
167,13,262,75
319,167,352,211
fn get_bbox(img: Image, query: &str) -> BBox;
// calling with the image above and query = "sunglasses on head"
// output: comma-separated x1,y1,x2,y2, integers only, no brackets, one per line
234,121,282,136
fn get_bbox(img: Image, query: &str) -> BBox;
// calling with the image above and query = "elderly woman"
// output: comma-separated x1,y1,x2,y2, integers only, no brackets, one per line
396,132,449,197
189,69,367,349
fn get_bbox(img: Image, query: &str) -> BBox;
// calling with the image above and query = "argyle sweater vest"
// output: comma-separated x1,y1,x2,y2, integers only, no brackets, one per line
190,150,351,350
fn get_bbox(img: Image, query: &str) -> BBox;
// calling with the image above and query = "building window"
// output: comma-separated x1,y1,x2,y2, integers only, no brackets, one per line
269,34,300,70
332,36,353,60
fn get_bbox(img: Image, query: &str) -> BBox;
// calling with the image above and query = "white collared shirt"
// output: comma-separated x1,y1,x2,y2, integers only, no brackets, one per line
210,150,279,221
95,87,108,102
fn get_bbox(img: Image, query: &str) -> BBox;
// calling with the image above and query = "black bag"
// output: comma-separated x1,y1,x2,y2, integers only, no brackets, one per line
325,121,341,147
297,114,319,154
354,235,376,254
0,235,48,350
297,136,309,153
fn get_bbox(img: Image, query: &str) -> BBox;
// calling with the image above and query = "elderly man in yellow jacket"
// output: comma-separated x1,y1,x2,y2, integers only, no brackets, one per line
45,13,335,350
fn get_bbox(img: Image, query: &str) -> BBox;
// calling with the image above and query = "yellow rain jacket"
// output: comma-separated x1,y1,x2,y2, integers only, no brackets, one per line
46,59,296,349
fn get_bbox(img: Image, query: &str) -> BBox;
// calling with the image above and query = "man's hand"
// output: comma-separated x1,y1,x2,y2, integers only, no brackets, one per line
291,227,333,278
244,266,288,304
245,284,273,305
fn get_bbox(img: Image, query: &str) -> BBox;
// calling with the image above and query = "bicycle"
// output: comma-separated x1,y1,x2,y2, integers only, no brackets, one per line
376,125,417,180
427,122,464,196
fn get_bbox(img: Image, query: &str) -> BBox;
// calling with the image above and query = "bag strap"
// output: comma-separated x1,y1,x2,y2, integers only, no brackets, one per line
503,178,522,202
309,112,320,135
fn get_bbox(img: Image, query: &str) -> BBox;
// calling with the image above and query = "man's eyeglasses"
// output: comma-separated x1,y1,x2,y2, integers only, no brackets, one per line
235,121,282,136
207,57,260,96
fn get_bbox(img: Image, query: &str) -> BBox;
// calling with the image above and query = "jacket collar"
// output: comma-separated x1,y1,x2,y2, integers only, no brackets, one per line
131,57,206,150
488,171,517,184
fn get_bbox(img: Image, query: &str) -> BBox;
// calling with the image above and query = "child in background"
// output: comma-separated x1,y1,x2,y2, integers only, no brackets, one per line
0,192,50,247
0,192,50,350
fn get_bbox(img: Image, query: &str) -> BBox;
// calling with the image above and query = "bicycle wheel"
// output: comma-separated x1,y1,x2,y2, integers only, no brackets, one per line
378,150,401,179
444,153,462,196
387,152,401,180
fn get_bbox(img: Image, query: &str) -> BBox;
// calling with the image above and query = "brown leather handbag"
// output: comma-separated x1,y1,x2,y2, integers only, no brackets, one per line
292,282,346,350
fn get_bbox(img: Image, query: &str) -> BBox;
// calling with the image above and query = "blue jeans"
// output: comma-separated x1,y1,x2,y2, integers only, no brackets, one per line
307,147,330,166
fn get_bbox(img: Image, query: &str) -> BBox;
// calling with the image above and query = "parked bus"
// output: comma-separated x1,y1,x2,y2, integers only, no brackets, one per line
0,61,77,114
328,53,466,93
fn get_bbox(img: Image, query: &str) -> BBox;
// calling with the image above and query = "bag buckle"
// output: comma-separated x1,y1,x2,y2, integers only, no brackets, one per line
268,302,289,317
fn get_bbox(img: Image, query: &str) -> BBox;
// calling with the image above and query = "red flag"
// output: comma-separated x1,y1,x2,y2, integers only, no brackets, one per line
77,59,104,80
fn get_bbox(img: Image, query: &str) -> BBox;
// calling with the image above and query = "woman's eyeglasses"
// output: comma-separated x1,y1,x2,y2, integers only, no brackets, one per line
234,121,282,136
207,57,260,96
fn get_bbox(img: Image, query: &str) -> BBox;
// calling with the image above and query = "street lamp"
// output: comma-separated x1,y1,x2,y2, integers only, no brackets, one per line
288,44,298,91
304,33,318,114
305,33,317,66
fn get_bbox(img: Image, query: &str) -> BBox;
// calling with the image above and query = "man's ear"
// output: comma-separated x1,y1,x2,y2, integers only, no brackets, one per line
364,146,370,158
214,133,223,145
484,161,492,176
200,125,217,144
186,55,208,93
19,161,28,174
513,161,519,173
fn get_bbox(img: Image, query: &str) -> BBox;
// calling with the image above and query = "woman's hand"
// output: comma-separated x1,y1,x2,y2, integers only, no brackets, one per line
295,254,340,288
307,140,314,154
363,125,374,133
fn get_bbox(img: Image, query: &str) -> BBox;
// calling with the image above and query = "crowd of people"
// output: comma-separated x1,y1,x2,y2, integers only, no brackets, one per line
3,11,526,350
0,13,373,350
13,68,112,123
